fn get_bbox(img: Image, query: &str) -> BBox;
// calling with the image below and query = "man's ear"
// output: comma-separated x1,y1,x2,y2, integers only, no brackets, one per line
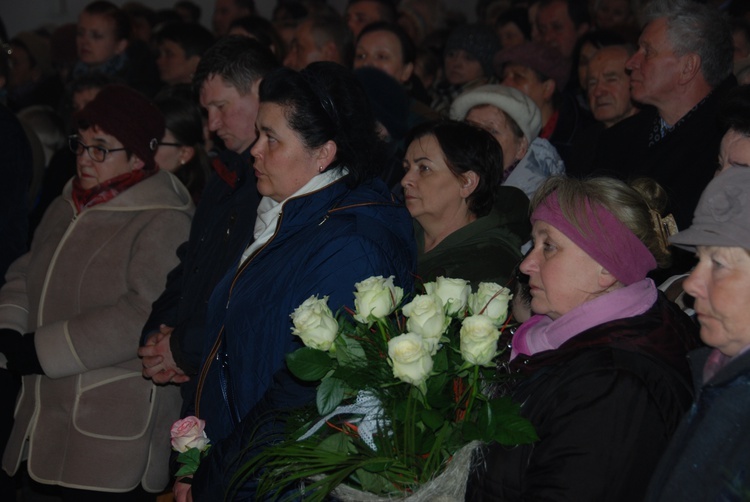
679,53,702,85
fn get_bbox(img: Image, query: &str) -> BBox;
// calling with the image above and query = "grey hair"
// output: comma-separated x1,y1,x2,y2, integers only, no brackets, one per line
642,0,732,88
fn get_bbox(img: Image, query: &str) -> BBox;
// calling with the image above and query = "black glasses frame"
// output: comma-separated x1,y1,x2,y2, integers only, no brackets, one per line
69,135,127,162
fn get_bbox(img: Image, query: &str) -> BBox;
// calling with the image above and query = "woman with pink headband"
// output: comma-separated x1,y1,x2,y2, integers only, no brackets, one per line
467,176,700,501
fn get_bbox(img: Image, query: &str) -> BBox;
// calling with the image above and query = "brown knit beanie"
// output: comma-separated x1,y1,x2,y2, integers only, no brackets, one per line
74,84,165,170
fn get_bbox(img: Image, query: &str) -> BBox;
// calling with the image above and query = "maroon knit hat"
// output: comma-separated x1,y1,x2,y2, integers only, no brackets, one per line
74,84,165,170
494,41,570,91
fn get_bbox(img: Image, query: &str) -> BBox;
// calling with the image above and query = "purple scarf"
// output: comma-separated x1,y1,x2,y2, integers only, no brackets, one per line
511,279,658,360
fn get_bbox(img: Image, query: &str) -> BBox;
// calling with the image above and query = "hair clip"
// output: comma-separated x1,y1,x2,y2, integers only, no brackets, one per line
651,209,678,254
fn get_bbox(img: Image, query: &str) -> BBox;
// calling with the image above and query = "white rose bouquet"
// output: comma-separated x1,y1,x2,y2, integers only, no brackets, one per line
230,277,537,501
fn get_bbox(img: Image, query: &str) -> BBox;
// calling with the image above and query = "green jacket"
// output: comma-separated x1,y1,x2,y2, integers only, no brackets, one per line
416,186,529,288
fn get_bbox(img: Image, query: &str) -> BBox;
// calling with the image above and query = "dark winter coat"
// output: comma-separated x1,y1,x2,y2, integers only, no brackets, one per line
467,294,700,501
141,149,259,412
644,346,750,501
190,176,416,500
591,77,736,230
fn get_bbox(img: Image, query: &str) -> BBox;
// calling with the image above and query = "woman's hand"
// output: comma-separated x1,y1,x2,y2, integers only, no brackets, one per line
138,325,189,384
174,476,193,502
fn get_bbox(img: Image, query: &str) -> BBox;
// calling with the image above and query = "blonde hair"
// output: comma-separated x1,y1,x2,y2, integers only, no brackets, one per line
531,176,672,268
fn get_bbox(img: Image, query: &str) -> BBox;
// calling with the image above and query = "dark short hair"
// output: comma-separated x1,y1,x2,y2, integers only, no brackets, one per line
258,62,387,187
404,120,500,217
229,15,286,62
192,35,279,95
154,21,215,59
357,21,415,65
82,1,131,41
309,14,354,68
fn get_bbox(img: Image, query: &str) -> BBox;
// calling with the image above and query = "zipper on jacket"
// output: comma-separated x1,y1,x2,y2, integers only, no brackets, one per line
194,209,286,418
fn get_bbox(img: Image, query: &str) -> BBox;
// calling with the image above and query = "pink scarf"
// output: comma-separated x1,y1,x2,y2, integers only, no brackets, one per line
511,278,658,361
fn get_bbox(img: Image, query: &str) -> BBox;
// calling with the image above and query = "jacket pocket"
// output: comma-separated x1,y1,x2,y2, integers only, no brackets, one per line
73,368,155,441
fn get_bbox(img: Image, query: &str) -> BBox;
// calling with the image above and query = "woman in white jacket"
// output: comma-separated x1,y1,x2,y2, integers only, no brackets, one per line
0,84,193,501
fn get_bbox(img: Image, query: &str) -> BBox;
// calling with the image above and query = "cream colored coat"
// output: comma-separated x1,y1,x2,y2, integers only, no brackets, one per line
0,170,193,493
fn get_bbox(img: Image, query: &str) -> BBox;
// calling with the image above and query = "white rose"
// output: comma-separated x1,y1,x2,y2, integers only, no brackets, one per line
388,333,433,386
468,283,512,327
353,275,403,323
290,295,339,351
402,294,449,354
460,315,501,366
424,277,471,316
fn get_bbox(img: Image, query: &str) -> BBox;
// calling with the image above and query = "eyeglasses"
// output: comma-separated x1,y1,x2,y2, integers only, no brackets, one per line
158,141,183,148
69,135,127,162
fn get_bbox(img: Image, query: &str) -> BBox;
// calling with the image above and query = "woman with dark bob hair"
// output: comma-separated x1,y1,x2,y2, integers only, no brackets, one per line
177,62,416,501
402,120,529,287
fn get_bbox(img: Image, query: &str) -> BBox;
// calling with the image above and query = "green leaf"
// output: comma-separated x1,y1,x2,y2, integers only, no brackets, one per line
486,397,539,445
420,408,445,431
490,414,539,445
176,447,201,464
318,431,355,454
286,347,334,381
360,458,394,473
461,420,482,441
355,467,396,494
432,347,449,372
317,376,346,415
335,332,367,365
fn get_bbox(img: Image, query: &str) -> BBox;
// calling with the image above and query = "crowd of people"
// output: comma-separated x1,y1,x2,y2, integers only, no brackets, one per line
0,0,749,500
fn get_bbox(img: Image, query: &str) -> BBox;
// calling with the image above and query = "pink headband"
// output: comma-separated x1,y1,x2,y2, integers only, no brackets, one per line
531,191,657,285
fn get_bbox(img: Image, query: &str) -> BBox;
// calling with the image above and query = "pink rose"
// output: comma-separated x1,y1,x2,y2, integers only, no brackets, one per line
170,416,210,453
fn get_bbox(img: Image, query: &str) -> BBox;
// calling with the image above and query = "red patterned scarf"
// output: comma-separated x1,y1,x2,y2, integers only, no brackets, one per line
71,166,158,213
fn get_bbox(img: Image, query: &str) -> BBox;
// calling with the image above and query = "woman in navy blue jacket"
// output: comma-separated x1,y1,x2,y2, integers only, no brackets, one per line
175,62,417,501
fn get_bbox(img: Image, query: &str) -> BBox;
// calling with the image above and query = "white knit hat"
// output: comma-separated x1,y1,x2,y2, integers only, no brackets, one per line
450,84,542,143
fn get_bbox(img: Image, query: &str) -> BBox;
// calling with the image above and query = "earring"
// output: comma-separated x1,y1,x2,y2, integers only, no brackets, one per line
318,166,324,173
180,159,186,165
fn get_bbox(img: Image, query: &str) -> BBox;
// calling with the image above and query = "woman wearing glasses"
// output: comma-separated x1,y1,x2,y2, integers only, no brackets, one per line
0,84,193,501
154,87,212,203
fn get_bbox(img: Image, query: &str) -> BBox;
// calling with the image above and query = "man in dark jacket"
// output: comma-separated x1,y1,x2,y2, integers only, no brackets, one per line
138,36,278,412
591,0,735,230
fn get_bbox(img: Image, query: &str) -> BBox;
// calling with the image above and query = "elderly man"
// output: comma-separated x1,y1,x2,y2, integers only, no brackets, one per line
284,14,353,70
568,44,638,175
587,45,638,128
592,0,735,230
138,36,278,445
